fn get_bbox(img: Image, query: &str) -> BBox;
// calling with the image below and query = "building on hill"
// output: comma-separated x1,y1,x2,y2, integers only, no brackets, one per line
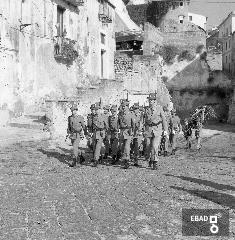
218,11,235,75
188,12,207,31
206,29,222,52
0,0,116,114
217,11,235,124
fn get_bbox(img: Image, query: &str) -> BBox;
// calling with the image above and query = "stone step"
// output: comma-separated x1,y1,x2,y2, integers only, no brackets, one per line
24,112,46,120
9,117,44,130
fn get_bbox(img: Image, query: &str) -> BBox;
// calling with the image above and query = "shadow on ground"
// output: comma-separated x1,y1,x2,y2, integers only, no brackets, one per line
171,186,235,209
38,148,72,166
204,123,235,133
165,174,235,191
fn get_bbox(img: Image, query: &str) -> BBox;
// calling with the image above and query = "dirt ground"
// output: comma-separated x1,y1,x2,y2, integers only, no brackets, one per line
0,123,234,240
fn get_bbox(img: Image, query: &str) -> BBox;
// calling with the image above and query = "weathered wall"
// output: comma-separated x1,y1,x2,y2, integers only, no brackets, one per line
115,52,171,106
0,0,116,115
228,87,235,124
164,30,206,51
143,22,163,55
170,89,229,121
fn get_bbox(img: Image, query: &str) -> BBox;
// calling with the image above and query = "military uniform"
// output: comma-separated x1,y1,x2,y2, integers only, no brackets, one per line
87,104,96,151
169,109,182,155
92,103,107,166
193,107,206,150
67,105,86,167
103,105,111,159
109,105,120,163
144,93,167,170
118,100,134,169
159,106,171,156
131,103,143,166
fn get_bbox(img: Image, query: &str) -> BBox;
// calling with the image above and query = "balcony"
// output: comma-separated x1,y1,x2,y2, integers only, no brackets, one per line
98,4,112,23
54,36,78,66
64,0,84,6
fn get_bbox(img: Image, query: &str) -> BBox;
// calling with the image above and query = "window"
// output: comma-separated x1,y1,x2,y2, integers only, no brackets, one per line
57,6,65,36
179,15,184,24
101,33,105,44
189,16,192,21
180,1,184,6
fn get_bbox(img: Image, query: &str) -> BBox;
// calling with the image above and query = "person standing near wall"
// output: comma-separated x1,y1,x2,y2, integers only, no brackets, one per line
103,105,111,159
67,104,86,167
132,103,143,167
169,108,182,155
144,93,168,170
118,99,134,169
91,103,107,167
109,105,120,164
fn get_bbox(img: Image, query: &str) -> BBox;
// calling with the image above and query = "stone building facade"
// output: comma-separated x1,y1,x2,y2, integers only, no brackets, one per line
218,11,235,124
0,0,116,114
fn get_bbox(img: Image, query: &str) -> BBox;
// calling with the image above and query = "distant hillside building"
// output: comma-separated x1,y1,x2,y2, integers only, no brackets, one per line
188,12,207,31
218,11,235,124
218,11,235,75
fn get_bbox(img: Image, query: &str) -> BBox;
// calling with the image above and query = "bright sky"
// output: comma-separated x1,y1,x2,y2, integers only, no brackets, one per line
189,0,235,29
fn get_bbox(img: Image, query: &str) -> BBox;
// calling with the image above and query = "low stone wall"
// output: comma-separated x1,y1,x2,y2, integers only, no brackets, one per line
170,87,231,122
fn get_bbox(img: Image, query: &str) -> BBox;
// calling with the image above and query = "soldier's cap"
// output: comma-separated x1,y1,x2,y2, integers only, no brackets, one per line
95,102,101,110
103,105,110,110
132,103,140,109
147,93,157,100
111,105,118,111
120,99,130,106
70,105,78,111
90,104,96,110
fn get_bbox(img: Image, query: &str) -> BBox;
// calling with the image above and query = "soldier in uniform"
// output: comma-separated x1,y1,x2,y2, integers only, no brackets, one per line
144,93,168,170
91,102,107,167
132,103,143,167
159,106,171,156
194,106,206,150
87,104,96,151
103,105,111,159
67,104,86,167
109,105,120,164
118,99,134,169
169,108,182,155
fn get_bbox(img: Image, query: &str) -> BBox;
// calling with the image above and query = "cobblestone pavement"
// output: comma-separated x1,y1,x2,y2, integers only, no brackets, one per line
0,125,234,240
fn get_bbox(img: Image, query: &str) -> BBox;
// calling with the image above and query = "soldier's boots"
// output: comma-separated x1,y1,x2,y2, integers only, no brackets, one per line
98,155,103,164
93,160,98,167
133,159,140,167
111,155,118,165
123,159,130,169
152,161,158,170
70,157,77,167
79,155,85,164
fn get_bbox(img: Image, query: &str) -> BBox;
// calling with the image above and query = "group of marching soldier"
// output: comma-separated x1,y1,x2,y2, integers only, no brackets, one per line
66,92,206,169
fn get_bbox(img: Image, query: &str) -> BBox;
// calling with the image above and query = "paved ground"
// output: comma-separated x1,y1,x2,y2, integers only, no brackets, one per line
0,124,234,240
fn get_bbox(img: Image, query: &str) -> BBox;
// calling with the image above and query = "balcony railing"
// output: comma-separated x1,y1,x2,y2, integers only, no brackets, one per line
54,36,78,63
64,0,84,6
98,3,112,23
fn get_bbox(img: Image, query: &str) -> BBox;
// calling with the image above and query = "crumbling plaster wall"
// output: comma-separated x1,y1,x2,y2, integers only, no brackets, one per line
0,0,115,114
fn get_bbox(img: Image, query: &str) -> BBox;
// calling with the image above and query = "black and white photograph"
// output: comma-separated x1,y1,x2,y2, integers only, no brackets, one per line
0,0,234,239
